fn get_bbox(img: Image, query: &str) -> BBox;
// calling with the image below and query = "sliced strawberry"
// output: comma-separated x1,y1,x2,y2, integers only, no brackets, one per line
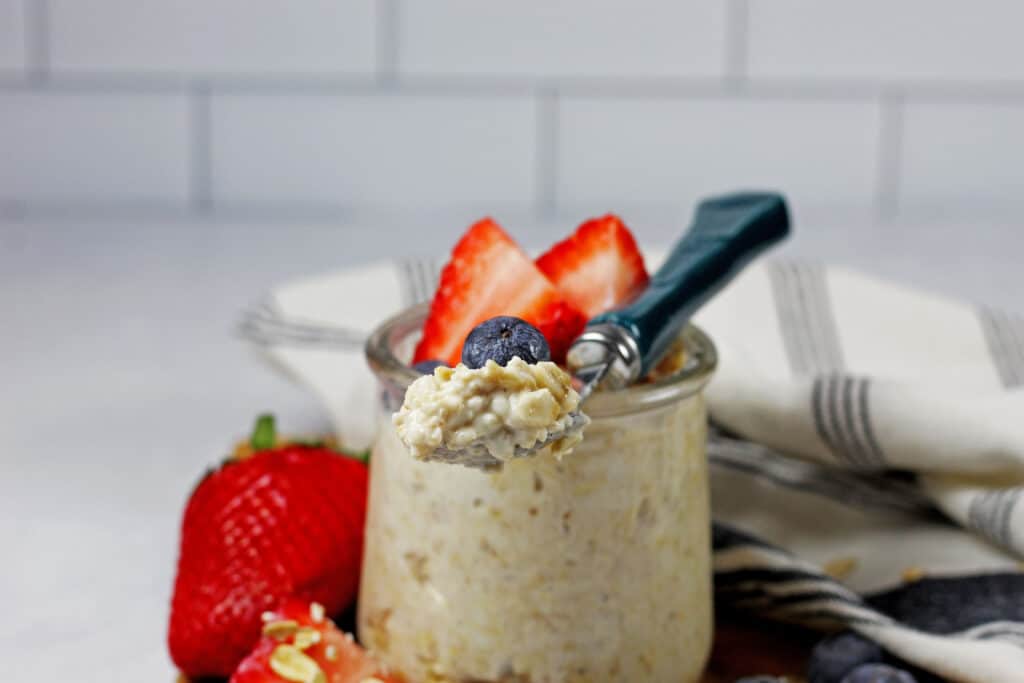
231,600,402,683
536,214,649,319
413,218,586,366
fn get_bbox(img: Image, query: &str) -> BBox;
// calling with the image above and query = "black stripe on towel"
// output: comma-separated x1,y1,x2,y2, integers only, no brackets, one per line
719,584,865,611
712,524,891,630
829,374,868,467
811,375,844,462
768,261,845,375
812,374,887,469
712,521,780,551
812,374,865,467
764,606,881,628
858,378,887,466
968,488,1021,550
713,524,1024,673
715,567,841,586
979,307,1024,388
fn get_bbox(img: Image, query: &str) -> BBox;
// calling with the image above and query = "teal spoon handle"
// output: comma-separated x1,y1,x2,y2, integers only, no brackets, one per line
589,191,790,376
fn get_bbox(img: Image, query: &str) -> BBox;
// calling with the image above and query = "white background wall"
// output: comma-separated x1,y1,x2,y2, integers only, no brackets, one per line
2,0,1024,225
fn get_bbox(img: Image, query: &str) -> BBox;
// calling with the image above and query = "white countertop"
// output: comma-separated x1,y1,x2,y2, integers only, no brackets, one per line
2,216,1021,680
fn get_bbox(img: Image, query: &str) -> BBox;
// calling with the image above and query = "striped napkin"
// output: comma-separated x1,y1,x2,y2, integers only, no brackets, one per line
243,253,1024,683
700,261,1024,561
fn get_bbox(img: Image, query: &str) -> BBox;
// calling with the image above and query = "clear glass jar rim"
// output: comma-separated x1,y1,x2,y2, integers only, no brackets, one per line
365,304,718,418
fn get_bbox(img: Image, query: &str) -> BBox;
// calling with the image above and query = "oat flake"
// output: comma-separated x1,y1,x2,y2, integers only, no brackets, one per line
269,644,327,683
262,619,300,640
293,627,322,650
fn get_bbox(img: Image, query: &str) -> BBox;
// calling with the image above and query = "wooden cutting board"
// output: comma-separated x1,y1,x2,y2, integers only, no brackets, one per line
700,615,814,682
174,614,813,683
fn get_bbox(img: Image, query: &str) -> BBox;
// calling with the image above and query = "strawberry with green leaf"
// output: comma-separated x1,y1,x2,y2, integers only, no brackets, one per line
168,416,369,678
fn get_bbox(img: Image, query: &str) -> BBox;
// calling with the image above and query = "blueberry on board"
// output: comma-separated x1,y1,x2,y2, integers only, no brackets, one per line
461,316,551,369
840,663,917,683
413,359,446,374
808,631,884,683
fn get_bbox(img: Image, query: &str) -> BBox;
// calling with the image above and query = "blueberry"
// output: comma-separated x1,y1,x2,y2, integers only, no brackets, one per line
461,316,550,369
808,631,884,683
840,664,917,683
413,359,446,374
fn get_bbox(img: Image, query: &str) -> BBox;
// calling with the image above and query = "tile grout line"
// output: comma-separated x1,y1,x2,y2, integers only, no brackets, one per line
6,71,1024,103
190,82,213,214
0,201,547,224
875,90,905,220
26,0,50,82
376,0,399,86
534,88,559,219
724,0,750,86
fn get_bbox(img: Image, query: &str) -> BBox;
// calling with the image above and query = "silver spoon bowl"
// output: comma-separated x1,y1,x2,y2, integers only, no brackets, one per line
427,411,590,470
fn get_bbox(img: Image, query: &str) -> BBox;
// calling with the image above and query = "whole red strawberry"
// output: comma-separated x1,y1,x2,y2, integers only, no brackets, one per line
168,416,369,678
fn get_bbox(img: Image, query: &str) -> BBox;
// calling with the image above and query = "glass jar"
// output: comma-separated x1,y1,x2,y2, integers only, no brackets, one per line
361,304,718,683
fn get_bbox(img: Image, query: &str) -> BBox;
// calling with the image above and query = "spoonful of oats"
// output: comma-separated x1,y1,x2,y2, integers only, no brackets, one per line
393,316,589,470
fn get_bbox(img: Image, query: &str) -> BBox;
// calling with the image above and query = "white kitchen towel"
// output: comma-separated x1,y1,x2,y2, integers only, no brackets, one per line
697,260,1024,560
243,254,1024,560
241,254,1024,682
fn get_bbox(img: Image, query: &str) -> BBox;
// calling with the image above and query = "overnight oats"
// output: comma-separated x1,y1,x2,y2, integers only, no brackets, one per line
393,357,586,466
361,304,718,683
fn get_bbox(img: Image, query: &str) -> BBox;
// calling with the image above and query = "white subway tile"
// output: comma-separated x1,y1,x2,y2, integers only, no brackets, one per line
0,0,27,72
398,1,726,79
748,0,1024,82
210,94,537,206
900,101,1024,211
49,0,376,76
0,92,190,204
557,96,881,212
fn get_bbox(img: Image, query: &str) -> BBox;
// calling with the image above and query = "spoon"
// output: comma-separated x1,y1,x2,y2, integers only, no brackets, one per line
424,191,791,469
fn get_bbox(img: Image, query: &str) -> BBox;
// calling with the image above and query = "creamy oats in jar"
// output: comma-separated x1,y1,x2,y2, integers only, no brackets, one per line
393,357,584,463
362,306,717,683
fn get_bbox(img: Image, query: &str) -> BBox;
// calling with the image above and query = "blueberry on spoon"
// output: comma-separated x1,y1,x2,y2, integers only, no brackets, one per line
462,316,551,368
